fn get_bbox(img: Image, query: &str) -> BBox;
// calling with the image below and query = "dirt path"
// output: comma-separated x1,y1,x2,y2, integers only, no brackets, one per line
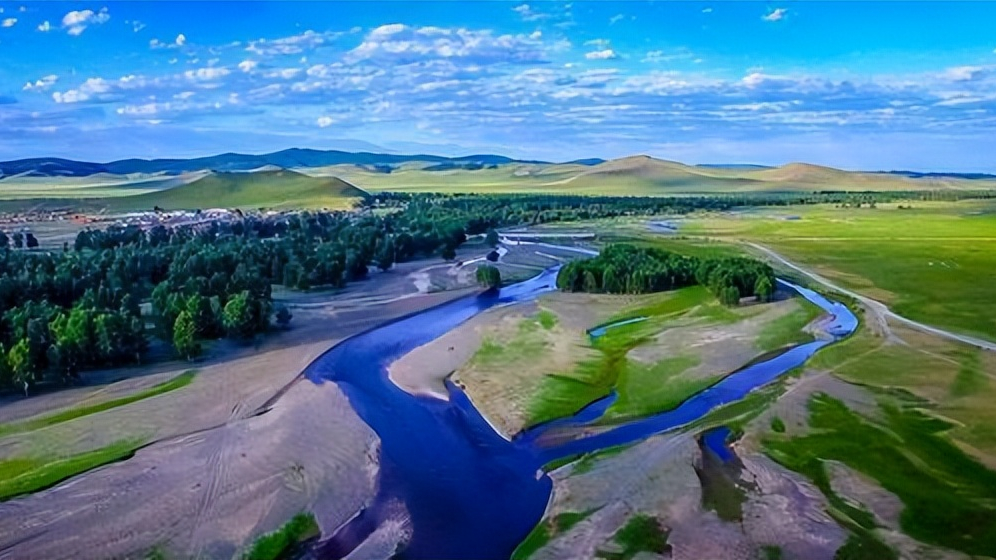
747,242,996,352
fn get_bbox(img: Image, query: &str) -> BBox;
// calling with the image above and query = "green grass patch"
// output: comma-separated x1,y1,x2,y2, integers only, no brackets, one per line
949,348,987,398
242,512,319,560
765,394,996,556
536,309,559,330
512,511,593,560
0,439,143,501
761,545,783,560
833,532,898,560
770,417,786,433
606,514,670,560
0,371,197,438
609,285,713,323
604,355,711,420
755,300,822,352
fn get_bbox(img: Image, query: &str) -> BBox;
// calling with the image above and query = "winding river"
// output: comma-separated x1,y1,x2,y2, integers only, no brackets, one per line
303,269,857,559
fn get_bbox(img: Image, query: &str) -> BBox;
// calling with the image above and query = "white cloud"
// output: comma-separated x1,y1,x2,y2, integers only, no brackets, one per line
316,116,335,127
128,20,145,32
246,30,337,56
703,7,713,13
2,18,17,27
512,4,547,22
609,14,625,25
151,34,187,49
585,49,617,60
238,59,258,73
52,77,112,103
23,75,58,91
942,65,990,82
37,20,50,32
584,38,611,49
184,67,230,81
62,7,110,36
762,8,787,22
347,25,553,64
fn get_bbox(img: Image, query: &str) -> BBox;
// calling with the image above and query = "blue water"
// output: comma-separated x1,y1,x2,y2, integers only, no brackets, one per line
588,317,648,338
302,269,857,559
701,427,736,463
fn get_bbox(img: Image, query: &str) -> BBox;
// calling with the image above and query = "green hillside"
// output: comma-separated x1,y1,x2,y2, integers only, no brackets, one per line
108,170,369,211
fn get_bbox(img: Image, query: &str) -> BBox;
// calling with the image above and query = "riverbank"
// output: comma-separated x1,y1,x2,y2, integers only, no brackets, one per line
0,284,471,559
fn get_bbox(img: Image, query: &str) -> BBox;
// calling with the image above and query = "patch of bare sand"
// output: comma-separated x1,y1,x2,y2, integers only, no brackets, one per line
389,303,529,402
0,289,470,559
389,292,625,436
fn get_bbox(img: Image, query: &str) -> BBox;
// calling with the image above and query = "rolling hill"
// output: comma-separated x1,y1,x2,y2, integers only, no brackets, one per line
0,149,550,178
108,170,369,211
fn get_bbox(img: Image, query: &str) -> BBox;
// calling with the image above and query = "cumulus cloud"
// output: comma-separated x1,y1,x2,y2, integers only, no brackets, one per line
151,34,187,49
62,7,110,36
942,65,991,82
585,49,617,60
2,18,17,27
316,116,335,127
512,4,547,22
23,75,58,91
37,20,50,32
347,24,554,64
128,20,145,32
762,8,787,22
238,59,258,73
246,30,338,56
609,14,625,25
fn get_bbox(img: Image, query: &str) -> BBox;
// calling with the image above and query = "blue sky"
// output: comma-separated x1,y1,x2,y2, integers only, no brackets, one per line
2,1,996,170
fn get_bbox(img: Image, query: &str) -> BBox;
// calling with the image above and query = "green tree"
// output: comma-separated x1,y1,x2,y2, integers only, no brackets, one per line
375,237,395,271
172,311,201,361
222,291,261,340
754,275,775,302
476,265,502,290
582,270,600,293
8,339,37,390
485,229,500,247
275,305,293,328
721,285,741,306
441,244,457,262
602,266,622,294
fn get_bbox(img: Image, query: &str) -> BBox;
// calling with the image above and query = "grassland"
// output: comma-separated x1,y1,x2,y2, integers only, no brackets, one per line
0,370,196,437
322,157,996,195
109,170,367,211
766,394,996,556
0,438,143,501
680,201,996,342
0,169,367,212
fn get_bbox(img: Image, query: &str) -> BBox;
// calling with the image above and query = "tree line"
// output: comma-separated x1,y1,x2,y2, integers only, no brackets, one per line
556,244,775,305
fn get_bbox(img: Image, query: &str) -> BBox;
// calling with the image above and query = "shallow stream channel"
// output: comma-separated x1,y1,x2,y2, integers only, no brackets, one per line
303,267,857,559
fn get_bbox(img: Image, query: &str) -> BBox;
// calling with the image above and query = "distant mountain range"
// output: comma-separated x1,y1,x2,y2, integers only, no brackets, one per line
0,148,550,178
3,148,994,181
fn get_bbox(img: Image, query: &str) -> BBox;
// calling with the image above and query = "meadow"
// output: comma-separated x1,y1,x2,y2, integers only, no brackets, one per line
680,201,996,341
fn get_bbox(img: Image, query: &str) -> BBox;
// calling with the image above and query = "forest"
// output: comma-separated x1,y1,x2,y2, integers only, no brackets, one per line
556,244,776,305
0,193,757,392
